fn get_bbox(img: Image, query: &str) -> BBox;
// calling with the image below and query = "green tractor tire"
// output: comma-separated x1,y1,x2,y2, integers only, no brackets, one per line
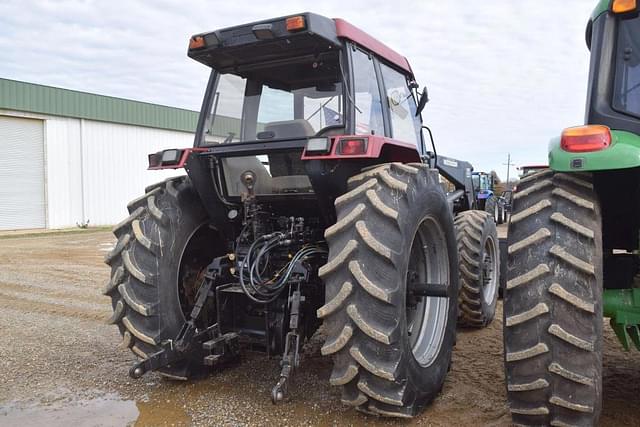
504,169,602,426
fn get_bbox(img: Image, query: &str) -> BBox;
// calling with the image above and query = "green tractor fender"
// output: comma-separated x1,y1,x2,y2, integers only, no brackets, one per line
591,0,610,20
548,129,640,172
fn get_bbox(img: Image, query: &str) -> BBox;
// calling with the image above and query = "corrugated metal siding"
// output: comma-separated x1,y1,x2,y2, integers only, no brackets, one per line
44,116,84,228
0,78,239,137
80,120,193,225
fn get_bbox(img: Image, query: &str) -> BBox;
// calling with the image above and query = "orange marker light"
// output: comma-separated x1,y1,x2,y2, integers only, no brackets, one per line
286,16,306,32
560,125,611,153
189,36,205,50
612,0,637,13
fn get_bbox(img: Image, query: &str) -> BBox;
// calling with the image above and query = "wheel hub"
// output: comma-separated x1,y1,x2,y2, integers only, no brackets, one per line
480,236,498,305
405,216,450,367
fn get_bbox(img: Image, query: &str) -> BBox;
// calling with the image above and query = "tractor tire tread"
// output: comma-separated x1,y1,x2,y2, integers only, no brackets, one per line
320,162,455,416
504,170,602,426
454,210,499,327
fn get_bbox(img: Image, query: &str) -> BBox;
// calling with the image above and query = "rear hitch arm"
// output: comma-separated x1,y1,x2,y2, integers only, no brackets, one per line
129,258,239,378
271,274,306,403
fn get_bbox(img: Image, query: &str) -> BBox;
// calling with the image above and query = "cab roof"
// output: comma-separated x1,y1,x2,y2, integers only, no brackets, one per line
188,13,412,76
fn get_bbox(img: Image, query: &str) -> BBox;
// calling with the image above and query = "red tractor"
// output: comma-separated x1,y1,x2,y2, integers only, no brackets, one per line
104,13,499,417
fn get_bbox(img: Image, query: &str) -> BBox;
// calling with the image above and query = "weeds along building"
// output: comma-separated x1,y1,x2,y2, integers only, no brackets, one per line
0,78,229,230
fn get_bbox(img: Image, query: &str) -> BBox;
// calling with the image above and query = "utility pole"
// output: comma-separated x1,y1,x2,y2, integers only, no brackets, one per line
503,153,515,190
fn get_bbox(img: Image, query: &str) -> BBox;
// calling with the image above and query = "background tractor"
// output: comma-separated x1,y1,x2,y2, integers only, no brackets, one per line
103,13,499,417
472,171,504,223
504,1,640,425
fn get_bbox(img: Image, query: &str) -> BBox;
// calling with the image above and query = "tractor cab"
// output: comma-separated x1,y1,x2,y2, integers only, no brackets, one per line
549,0,640,172
585,0,640,136
472,172,492,194
174,13,425,212
146,14,433,225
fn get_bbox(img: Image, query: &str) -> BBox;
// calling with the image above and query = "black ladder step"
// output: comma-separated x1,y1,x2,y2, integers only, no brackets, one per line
204,354,222,366
203,332,239,351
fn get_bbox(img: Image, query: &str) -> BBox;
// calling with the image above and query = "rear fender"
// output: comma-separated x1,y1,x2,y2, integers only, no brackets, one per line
548,130,640,172
301,134,421,163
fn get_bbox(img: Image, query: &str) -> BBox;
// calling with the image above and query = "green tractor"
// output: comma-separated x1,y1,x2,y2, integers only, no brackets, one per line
504,0,640,425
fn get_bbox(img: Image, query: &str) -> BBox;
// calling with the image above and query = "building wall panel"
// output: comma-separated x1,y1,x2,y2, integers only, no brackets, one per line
44,116,83,228
80,120,192,226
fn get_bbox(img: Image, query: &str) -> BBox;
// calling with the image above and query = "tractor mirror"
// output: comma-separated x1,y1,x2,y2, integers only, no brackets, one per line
416,86,429,116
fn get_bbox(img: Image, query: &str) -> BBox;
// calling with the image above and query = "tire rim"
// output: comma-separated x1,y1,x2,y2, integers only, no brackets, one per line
494,204,499,223
481,235,498,305
406,216,450,368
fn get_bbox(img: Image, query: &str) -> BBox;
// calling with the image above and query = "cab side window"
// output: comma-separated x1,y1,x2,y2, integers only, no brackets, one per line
379,63,421,146
351,48,385,136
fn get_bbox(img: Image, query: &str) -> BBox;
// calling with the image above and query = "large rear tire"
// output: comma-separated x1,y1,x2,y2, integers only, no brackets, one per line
504,169,602,426
455,210,499,328
318,163,459,417
104,176,223,379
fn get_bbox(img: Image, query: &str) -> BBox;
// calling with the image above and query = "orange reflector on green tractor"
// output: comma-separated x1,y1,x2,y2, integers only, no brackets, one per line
560,125,611,153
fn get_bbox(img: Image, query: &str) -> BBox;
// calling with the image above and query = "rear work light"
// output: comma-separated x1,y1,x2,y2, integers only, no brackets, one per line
337,138,368,156
286,16,306,32
612,0,637,14
305,137,331,154
148,148,207,170
560,125,611,153
252,23,275,40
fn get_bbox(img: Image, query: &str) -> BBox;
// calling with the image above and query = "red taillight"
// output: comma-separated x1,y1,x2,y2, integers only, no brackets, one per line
337,138,368,155
560,125,611,153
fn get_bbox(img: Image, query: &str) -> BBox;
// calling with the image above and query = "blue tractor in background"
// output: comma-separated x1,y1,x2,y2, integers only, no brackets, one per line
472,172,503,223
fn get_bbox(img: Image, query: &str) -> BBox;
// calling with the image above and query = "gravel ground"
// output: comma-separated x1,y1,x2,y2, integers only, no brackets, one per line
1,228,639,426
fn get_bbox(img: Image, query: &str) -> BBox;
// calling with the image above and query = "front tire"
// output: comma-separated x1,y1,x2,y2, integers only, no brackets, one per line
497,204,505,224
455,210,499,328
484,195,498,223
104,176,223,379
504,169,602,426
318,163,459,417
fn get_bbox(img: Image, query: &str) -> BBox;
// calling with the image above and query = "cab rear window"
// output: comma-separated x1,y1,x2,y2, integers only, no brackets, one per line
613,16,640,119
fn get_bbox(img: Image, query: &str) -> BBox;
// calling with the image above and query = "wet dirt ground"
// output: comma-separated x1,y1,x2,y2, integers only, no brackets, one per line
1,228,639,426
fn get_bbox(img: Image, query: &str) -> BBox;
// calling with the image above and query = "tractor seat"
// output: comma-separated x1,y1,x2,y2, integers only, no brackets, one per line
264,119,315,139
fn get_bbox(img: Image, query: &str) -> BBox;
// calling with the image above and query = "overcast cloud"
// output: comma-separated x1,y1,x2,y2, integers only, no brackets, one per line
0,0,596,178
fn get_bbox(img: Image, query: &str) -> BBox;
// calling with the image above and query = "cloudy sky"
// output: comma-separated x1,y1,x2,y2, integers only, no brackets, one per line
0,0,596,178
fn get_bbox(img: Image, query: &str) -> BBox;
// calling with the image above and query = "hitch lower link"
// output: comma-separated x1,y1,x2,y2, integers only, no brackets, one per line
271,282,304,404
128,264,239,379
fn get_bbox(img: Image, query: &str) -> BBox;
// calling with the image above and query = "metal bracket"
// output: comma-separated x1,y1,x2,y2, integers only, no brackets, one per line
129,259,229,378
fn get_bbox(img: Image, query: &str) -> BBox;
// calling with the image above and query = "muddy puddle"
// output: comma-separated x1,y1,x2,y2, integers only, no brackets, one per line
0,390,191,427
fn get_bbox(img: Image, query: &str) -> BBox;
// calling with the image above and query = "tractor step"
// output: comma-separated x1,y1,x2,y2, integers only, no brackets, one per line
204,354,222,366
202,332,240,366
203,332,240,350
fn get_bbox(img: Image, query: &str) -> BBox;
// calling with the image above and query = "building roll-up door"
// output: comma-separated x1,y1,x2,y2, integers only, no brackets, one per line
0,115,46,230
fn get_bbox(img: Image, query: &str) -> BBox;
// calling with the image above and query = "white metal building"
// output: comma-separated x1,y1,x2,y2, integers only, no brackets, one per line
0,78,225,231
